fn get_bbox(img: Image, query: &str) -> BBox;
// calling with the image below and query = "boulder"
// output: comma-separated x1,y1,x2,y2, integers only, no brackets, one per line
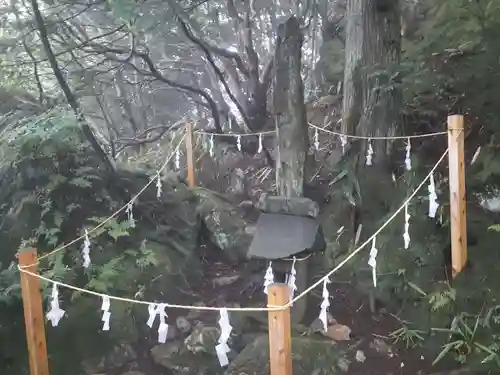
195,189,252,260
151,341,183,368
224,335,349,375
184,324,221,355
102,343,137,369
151,340,224,375
176,316,192,333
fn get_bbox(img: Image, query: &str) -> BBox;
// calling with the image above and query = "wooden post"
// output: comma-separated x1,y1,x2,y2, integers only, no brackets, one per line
185,122,195,188
267,283,292,375
18,249,50,375
447,115,467,277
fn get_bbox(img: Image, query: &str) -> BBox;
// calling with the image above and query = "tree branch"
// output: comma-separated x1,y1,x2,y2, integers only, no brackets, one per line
177,18,252,130
86,44,223,133
28,0,114,172
241,2,260,82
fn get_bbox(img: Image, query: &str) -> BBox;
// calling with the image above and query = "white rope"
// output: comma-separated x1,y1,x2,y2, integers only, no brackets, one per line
21,133,187,267
285,148,449,308
308,123,448,140
17,268,283,311
195,123,448,140
17,148,449,313
195,129,276,136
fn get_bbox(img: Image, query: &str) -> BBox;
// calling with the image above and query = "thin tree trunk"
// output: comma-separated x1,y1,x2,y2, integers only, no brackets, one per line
273,16,309,197
29,0,114,172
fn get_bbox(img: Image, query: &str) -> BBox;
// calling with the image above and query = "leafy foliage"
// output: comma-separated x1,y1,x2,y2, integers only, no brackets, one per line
0,110,201,374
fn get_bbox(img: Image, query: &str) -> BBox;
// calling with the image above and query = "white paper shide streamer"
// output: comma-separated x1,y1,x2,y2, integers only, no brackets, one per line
175,148,180,170
209,134,215,157
287,258,297,303
257,134,263,153
318,277,330,332
101,295,111,331
263,261,274,295
236,135,241,151
46,284,65,327
403,204,410,249
428,173,439,218
340,135,347,154
366,139,374,166
405,138,412,171
82,229,91,268
368,237,378,287
215,308,233,367
126,199,136,228
314,128,320,150
156,173,162,199
146,303,158,328
157,303,169,343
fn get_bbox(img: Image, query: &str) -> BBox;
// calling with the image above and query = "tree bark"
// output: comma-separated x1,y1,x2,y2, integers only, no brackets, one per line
342,0,401,161
29,0,114,172
273,17,309,197
341,0,402,311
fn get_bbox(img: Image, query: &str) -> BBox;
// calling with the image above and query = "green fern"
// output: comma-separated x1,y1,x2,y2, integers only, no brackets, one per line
429,288,456,311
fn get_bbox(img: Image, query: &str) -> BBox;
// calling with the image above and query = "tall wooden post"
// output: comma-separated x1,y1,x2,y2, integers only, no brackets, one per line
267,283,292,375
447,115,467,276
185,122,195,188
18,249,50,375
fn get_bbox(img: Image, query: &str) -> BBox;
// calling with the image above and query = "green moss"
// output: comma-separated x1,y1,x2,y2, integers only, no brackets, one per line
225,335,347,375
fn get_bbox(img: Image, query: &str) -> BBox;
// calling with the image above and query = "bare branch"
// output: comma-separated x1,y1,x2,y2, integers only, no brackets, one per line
85,44,224,133
177,18,252,129
241,3,260,82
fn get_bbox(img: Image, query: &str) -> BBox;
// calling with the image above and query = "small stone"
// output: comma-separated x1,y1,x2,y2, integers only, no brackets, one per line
176,316,192,333
309,314,336,333
184,325,220,355
245,225,257,235
355,350,366,363
323,324,351,341
121,372,146,375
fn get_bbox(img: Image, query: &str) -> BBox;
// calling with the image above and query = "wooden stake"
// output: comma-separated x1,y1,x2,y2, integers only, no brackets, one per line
185,122,196,188
18,249,50,375
267,283,292,375
447,115,467,276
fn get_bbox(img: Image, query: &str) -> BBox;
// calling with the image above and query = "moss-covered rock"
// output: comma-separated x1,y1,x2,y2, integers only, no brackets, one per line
151,340,225,375
224,335,349,375
194,188,252,260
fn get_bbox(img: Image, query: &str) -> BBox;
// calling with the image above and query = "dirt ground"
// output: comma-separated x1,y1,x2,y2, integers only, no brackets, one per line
172,244,463,375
